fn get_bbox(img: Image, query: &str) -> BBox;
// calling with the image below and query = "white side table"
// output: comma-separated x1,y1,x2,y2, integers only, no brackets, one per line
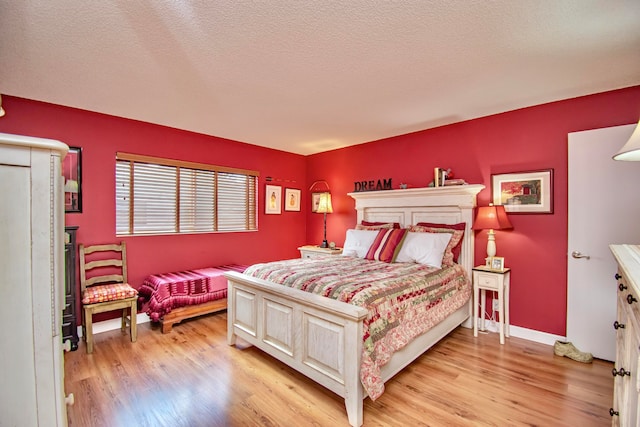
472,266,511,345
298,245,343,259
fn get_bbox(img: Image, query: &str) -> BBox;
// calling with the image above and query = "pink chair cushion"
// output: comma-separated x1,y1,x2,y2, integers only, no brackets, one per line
82,283,138,304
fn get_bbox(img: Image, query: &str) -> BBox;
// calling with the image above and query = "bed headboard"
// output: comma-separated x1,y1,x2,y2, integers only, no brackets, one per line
348,185,484,275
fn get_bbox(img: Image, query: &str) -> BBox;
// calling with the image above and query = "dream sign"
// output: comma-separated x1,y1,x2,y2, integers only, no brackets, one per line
353,178,392,192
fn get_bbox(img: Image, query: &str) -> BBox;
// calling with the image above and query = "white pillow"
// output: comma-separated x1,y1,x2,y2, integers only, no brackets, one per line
341,229,379,258
395,231,453,268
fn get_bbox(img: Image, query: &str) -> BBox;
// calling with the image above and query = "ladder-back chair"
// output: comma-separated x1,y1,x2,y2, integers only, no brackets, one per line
79,241,138,354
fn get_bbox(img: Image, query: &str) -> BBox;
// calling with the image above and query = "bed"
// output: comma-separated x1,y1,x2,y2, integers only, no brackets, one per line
225,185,484,426
138,264,247,333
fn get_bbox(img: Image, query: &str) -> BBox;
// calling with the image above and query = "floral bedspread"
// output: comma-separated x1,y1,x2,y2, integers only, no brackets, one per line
243,256,471,400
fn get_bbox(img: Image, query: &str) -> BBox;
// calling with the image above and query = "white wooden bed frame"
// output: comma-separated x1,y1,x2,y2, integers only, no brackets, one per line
225,185,484,426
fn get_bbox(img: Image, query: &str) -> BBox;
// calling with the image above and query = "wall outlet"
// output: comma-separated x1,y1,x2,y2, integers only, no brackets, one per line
492,299,500,312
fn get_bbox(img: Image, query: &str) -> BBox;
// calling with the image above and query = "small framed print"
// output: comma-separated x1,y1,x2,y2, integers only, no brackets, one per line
491,256,505,271
284,188,301,211
265,184,281,214
311,192,322,213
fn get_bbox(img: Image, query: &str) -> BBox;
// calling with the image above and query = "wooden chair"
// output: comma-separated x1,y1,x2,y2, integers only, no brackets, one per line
79,241,138,354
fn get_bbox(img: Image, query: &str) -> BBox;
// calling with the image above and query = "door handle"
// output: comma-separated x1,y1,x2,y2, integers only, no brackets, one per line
571,251,590,260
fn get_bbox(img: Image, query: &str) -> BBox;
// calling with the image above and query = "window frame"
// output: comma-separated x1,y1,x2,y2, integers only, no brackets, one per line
116,152,259,236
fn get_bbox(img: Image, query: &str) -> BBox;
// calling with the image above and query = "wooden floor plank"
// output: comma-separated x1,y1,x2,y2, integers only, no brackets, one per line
64,313,613,426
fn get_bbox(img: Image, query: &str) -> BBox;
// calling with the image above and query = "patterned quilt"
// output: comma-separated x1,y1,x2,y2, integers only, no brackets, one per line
138,265,247,321
243,256,471,400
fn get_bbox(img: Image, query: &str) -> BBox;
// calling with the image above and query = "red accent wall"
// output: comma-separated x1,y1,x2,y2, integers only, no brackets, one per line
306,86,640,336
2,87,639,335
0,96,308,321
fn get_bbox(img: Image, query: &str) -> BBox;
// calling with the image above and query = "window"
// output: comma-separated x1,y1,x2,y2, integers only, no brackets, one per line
116,153,258,235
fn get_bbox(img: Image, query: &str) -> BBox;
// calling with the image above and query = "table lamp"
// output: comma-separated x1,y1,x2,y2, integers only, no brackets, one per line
316,192,333,248
613,118,640,161
472,203,512,259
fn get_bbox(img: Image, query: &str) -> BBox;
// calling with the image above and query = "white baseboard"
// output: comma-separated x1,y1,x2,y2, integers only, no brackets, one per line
77,313,151,337
473,316,565,346
509,325,565,346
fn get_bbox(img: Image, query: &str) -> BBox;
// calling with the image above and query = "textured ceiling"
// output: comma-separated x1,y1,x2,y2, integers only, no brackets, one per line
1,1,639,155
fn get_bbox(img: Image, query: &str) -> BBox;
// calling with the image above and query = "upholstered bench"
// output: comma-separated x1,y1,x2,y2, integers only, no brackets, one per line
138,264,247,333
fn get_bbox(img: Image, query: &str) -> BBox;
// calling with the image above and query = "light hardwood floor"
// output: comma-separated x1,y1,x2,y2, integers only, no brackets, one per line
65,312,613,427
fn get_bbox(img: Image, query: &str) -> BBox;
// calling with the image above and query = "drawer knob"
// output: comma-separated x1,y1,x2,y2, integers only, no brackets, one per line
610,408,619,417
613,321,625,330
615,273,622,280
612,367,631,377
619,283,628,291
627,294,638,305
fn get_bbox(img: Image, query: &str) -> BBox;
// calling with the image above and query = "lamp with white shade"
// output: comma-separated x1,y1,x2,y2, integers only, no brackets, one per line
613,119,640,161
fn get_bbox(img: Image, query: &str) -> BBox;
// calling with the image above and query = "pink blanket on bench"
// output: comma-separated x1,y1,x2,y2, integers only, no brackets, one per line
138,265,247,321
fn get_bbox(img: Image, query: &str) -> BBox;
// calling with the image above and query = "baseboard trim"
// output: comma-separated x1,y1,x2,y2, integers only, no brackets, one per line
473,316,565,346
509,325,565,346
77,313,151,337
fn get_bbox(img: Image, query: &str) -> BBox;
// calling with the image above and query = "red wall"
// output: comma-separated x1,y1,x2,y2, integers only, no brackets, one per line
306,86,640,336
0,96,308,321
3,87,639,335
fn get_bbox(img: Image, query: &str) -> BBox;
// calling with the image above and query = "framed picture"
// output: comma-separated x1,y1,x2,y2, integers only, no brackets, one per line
311,192,322,213
491,256,505,271
265,184,281,214
284,188,301,211
491,169,553,214
63,147,82,213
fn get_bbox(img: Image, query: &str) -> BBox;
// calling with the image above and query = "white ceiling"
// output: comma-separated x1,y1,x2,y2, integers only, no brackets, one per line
1,1,639,155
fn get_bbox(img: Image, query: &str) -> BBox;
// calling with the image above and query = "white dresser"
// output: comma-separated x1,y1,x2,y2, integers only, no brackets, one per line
0,133,71,426
610,244,640,426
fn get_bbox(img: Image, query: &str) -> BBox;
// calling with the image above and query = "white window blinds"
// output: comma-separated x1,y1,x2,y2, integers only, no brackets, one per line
116,153,258,235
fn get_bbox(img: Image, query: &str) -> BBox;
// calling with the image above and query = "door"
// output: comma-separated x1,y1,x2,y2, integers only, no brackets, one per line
567,123,640,361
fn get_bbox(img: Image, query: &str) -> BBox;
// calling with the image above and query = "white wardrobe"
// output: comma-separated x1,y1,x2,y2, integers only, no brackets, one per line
0,133,71,426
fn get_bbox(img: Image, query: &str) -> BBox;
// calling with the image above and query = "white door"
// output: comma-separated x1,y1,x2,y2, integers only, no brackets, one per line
567,123,640,361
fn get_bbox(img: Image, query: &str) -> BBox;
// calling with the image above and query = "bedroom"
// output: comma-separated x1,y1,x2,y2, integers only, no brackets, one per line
1,1,640,426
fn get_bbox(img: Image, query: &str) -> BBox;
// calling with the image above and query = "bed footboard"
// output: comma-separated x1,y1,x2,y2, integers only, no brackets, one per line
225,271,369,427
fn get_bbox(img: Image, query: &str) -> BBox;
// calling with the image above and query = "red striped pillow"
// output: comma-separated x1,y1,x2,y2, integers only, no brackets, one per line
365,228,408,263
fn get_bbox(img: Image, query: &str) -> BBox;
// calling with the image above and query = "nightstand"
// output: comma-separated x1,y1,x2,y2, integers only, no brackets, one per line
472,266,511,345
298,245,343,259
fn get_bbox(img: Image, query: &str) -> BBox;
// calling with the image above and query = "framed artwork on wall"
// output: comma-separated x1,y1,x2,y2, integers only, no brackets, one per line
311,192,323,213
265,184,282,214
491,169,553,214
63,147,82,213
284,188,301,211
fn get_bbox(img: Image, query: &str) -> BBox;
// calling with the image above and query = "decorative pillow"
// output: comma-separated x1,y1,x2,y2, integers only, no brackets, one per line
365,228,408,263
342,229,380,258
358,220,401,229
415,222,466,262
409,223,465,267
395,231,453,268
82,283,138,304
